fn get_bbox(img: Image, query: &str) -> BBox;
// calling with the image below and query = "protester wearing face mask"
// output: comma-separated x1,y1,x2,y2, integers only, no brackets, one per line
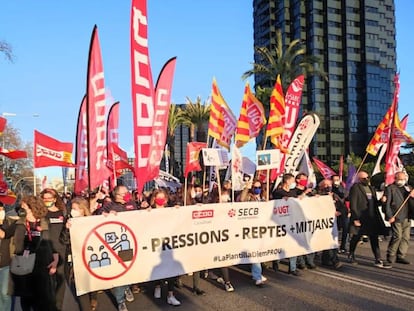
102,185,138,311
331,175,349,253
11,195,56,311
238,179,268,286
294,173,314,198
292,173,318,270
41,188,67,311
0,201,16,311
59,197,98,311
149,189,182,306
383,171,414,265
348,171,391,268
318,179,344,270
187,184,206,205
271,173,303,276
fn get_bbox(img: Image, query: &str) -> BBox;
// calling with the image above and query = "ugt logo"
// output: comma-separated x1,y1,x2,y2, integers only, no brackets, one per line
273,205,289,215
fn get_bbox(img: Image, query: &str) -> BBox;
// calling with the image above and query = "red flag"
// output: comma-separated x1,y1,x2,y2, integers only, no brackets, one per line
106,102,120,189
313,157,337,180
0,189,17,205
131,0,155,192
86,26,110,190
184,142,206,178
34,130,74,168
271,75,304,181
74,96,88,195
111,143,135,172
147,57,177,180
235,82,266,148
385,114,409,185
0,148,27,159
0,116,7,134
282,75,304,146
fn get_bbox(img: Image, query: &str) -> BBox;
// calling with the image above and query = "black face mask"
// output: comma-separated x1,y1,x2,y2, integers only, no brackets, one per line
360,179,369,186
15,206,26,217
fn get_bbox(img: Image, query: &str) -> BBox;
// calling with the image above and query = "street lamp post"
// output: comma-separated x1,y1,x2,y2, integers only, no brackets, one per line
13,176,37,196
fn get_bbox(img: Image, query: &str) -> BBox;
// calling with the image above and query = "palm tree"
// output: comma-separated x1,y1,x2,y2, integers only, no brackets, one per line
166,104,184,175
242,29,327,99
0,40,14,62
180,96,210,142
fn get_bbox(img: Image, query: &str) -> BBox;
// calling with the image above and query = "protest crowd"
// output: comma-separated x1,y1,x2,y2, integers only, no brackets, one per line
1,168,414,311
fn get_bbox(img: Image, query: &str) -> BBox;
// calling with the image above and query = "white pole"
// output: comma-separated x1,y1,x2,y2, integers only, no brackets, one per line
33,169,36,196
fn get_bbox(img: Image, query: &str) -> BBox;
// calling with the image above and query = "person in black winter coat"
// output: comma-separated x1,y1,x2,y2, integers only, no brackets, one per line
347,171,391,268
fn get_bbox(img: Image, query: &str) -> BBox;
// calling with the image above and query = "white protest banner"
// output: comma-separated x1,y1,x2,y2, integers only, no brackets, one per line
70,195,338,295
202,148,229,166
256,149,281,170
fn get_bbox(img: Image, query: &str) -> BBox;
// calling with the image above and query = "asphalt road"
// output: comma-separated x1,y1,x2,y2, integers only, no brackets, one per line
14,236,414,311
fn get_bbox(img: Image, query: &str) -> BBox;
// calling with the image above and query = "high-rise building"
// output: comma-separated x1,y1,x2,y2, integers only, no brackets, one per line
253,0,396,164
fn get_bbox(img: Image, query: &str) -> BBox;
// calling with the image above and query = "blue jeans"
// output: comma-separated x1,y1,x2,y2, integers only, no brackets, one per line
251,263,262,281
111,285,128,304
0,266,11,311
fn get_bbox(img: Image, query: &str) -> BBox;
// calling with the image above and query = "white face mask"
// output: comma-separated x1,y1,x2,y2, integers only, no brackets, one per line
70,209,82,218
221,194,230,202
396,180,406,187
333,181,340,186
289,182,297,190
0,210,5,221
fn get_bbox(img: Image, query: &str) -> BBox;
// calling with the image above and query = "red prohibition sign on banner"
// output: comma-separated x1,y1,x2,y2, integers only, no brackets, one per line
82,221,138,280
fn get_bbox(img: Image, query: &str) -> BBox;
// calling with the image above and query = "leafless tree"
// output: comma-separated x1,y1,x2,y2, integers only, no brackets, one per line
0,40,14,62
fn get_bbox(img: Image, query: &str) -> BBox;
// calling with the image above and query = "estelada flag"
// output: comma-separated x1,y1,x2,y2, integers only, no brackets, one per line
34,130,75,168
184,142,207,178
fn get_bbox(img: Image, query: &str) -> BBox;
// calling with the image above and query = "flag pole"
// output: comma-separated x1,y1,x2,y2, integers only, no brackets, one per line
33,168,36,196
355,152,368,176
184,176,188,207
392,193,411,218
216,166,222,202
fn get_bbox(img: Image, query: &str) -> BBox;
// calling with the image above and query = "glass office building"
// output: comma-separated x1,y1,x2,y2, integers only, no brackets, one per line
253,0,396,164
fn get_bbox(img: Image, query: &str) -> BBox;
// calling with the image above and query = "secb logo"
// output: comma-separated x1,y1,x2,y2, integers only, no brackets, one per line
228,207,260,218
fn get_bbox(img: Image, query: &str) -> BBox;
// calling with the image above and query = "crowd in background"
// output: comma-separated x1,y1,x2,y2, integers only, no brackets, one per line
1,169,413,311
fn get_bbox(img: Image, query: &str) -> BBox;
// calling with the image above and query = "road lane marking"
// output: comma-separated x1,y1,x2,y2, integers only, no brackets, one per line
312,268,414,300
